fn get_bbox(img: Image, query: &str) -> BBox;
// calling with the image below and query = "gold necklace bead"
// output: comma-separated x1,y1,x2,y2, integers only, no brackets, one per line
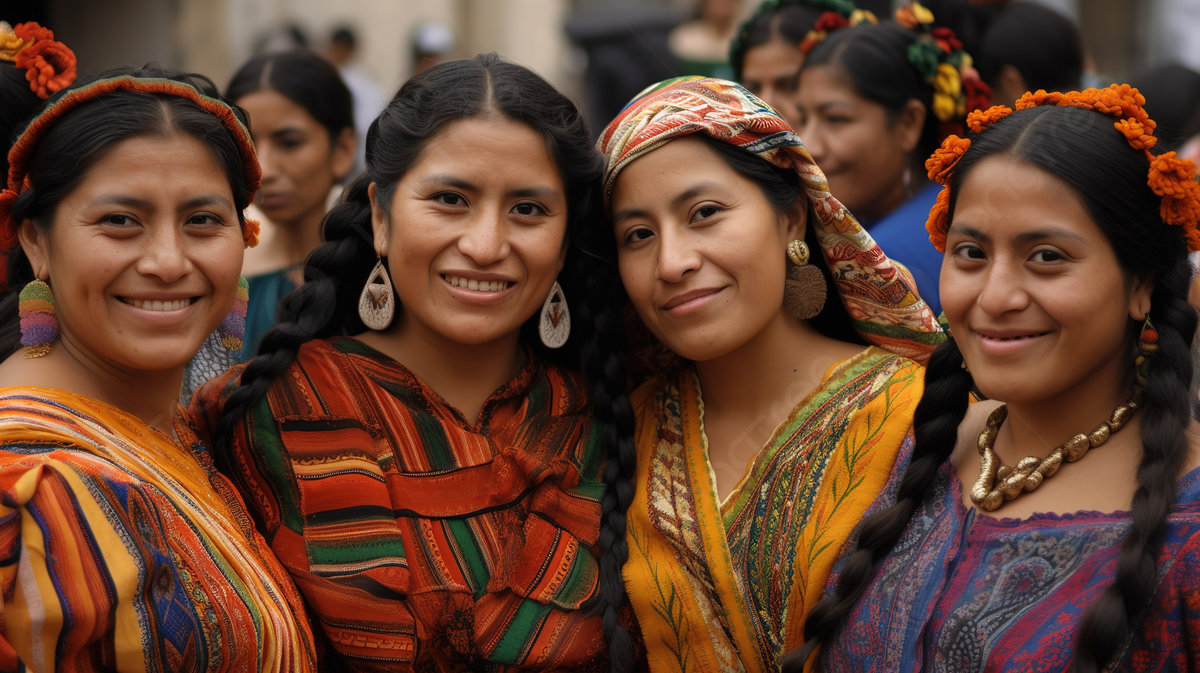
1063,434,1091,462
1089,422,1112,447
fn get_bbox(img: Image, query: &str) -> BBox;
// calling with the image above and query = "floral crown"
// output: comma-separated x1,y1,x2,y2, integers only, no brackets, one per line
924,85,1200,253
798,7,877,55
893,2,991,137
0,21,75,100
0,75,263,290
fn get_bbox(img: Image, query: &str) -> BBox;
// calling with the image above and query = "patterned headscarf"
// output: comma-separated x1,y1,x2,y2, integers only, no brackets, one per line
598,76,943,363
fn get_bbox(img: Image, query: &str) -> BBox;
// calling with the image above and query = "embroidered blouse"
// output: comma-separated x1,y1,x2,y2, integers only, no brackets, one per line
192,337,623,672
821,443,1200,672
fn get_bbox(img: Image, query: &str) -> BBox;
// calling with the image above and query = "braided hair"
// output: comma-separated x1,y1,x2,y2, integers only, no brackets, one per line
783,104,1199,672
210,53,640,672
0,63,254,361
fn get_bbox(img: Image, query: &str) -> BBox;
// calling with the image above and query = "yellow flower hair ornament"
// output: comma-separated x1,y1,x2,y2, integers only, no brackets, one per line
924,85,1200,253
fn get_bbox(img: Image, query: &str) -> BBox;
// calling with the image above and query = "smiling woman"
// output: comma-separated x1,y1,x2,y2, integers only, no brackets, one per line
0,59,316,672
189,53,641,671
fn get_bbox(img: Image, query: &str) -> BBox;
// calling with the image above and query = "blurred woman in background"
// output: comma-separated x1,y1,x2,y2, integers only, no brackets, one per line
670,0,745,79
227,48,355,360
795,3,989,315
975,2,1083,109
789,86,1200,673
729,0,873,130
0,29,317,669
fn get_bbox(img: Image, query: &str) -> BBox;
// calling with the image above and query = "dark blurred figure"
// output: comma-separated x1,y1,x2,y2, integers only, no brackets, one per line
1132,63,1200,149
325,25,383,177
976,2,1082,106
670,0,743,79
730,0,827,129
566,4,683,137
411,21,455,74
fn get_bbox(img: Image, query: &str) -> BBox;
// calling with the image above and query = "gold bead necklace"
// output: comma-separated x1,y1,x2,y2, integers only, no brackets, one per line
970,390,1141,512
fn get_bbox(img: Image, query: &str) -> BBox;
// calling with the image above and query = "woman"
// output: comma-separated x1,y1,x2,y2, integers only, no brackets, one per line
597,76,942,672
0,49,316,672
795,4,990,314
975,2,1082,109
191,53,640,671
669,0,744,80
790,86,1200,672
729,0,872,130
228,48,355,361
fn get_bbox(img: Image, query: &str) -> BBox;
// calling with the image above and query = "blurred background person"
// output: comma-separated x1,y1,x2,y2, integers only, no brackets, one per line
411,20,456,74
325,25,384,178
565,2,683,139
227,48,355,361
976,2,1083,108
795,7,986,315
729,0,830,129
670,0,745,78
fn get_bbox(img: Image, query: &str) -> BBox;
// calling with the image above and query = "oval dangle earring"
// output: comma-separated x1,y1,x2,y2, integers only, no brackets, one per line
538,280,570,349
359,258,395,330
784,239,827,320
20,278,57,358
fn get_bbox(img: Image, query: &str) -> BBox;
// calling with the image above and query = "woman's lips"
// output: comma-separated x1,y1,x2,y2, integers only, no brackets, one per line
661,287,726,316
973,329,1053,357
259,193,288,209
115,295,200,326
440,274,517,305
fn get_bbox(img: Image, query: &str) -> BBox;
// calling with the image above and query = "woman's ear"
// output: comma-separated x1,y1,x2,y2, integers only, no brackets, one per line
783,195,809,244
331,128,356,182
17,220,49,280
896,99,927,154
1128,275,1155,322
367,182,389,257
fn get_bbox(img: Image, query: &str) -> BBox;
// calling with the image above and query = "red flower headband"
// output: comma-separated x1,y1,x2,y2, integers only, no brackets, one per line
0,75,262,290
0,21,76,100
924,84,1200,253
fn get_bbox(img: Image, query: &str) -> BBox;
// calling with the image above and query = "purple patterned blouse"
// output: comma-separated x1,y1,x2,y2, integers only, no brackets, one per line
820,443,1200,672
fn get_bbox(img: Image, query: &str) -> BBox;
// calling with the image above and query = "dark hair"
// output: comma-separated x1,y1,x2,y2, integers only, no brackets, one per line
802,22,944,160
785,104,1198,672
730,2,828,80
0,63,255,361
226,48,354,142
976,3,1082,97
0,62,43,179
703,136,865,345
212,52,640,672
330,27,356,49
1131,64,1200,146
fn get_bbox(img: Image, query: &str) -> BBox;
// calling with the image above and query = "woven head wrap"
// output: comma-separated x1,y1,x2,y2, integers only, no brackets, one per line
924,84,1200,253
0,74,263,291
598,76,943,363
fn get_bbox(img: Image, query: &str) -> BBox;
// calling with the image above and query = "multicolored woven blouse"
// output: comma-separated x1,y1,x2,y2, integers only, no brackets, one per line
192,337,626,672
821,443,1200,672
0,386,317,672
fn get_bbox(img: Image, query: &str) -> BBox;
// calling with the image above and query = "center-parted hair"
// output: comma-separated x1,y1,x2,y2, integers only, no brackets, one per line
209,52,641,672
226,48,354,143
783,104,1198,672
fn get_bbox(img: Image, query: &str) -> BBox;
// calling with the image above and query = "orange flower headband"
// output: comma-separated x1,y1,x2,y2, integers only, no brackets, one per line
924,84,1200,253
0,75,261,290
0,21,76,100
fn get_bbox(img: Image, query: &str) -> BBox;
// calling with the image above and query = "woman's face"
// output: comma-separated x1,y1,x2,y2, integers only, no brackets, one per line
741,39,803,128
942,156,1152,404
370,116,569,348
20,133,246,372
237,89,354,227
795,64,922,222
611,135,805,361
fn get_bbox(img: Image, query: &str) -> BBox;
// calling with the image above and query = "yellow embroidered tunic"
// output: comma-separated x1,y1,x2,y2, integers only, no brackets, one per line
623,348,924,673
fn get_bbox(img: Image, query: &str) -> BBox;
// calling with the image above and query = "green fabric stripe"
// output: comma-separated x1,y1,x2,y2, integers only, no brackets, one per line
307,534,407,567
447,519,489,597
552,544,597,607
249,395,305,533
852,318,945,346
490,600,551,664
413,410,455,470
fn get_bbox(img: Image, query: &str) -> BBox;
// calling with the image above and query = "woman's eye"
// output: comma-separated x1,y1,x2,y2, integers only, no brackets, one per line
625,228,654,244
954,244,985,260
186,214,221,226
1031,249,1063,263
102,214,132,225
513,202,546,217
695,205,721,220
826,116,850,125
435,193,466,207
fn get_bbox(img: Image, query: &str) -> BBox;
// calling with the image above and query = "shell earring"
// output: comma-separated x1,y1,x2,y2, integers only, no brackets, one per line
358,259,395,330
784,239,827,320
19,278,57,358
538,281,570,349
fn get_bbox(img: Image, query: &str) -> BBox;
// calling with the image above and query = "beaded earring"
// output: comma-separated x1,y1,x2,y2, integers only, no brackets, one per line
217,276,250,351
19,278,57,358
1135,315,1157,387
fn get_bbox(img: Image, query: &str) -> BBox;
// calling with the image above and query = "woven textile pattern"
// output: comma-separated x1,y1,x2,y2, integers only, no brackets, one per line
191,338,628,672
